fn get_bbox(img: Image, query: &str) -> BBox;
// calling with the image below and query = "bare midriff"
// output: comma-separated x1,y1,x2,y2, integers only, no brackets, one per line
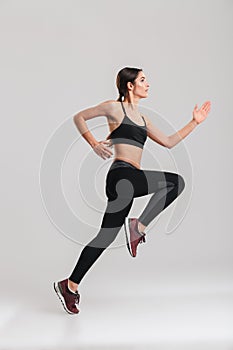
112,144,143,170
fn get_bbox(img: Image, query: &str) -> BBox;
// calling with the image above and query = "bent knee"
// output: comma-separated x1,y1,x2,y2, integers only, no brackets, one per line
177,174,185,193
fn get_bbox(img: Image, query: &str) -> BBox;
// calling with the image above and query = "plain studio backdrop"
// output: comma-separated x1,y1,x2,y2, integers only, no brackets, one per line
0,0,232,349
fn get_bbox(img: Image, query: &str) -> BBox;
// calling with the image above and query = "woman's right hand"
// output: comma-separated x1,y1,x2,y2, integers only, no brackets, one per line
92,140,113,160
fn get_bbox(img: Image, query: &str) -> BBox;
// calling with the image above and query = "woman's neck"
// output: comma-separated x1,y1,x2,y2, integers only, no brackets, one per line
123,100,140,112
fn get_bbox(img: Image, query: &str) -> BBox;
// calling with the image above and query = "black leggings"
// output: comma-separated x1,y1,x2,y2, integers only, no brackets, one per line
69,160,185,284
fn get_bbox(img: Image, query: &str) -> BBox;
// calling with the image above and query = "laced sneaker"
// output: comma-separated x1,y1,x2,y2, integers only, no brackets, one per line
124,217,146,257
53,278,80,314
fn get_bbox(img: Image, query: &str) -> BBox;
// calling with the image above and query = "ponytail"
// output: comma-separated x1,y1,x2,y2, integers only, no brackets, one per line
117,91,123,102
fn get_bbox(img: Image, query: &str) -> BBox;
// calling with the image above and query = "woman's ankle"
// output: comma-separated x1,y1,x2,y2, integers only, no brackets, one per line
68,279,79,292
138,220,146,234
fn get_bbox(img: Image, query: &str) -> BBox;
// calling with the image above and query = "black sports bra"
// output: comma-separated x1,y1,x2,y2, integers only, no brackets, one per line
106,101,147,149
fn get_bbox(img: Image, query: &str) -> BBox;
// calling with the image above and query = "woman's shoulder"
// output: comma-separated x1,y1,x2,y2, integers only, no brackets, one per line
100,99,119,107
98,100,121,117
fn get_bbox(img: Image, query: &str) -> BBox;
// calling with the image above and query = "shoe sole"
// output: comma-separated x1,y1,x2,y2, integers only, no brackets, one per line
124,218,134,257
53,282,80,315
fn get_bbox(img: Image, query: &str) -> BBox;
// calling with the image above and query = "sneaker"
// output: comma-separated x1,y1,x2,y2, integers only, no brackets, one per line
124,217,146,257
53,278,80,314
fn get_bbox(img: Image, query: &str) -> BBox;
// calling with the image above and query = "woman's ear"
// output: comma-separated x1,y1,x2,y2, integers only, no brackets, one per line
127,81,134,91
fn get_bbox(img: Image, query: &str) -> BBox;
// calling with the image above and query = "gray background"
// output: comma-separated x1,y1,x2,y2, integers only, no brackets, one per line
0,0,232,349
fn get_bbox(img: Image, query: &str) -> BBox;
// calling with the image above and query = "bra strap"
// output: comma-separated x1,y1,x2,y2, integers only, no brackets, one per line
141,115,147,127
121,101,146,126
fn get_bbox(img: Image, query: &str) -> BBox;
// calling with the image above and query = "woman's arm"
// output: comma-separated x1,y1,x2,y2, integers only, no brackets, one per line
168,101,211,148
145,101,211,149
168,119,198,149
73,100,115,148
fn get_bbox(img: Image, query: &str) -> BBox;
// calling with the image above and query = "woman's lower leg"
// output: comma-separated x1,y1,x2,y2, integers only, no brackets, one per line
68,200,133,285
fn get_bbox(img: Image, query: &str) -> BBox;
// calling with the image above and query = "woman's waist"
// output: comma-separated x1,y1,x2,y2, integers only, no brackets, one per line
111,157,141,170
112,148,142,170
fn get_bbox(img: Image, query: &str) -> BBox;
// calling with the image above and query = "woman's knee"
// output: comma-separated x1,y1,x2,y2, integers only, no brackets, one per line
177,174,185,195
90,226,120,249
166,172,185,193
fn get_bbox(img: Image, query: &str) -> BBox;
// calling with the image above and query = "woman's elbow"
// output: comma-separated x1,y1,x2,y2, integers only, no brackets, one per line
165,137,172,149
73,113,82,124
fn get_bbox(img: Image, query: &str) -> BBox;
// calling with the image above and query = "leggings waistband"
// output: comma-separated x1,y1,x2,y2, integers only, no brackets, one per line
109,160,138,171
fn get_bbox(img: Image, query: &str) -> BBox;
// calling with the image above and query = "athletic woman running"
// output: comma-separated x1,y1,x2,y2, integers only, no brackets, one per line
54,67,211,314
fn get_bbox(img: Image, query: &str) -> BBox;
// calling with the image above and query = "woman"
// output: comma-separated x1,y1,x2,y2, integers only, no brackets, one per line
53,67,211,315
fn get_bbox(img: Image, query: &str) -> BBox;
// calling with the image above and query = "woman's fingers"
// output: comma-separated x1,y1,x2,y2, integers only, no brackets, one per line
103,147,113,157
99,144,113,159
93,140,113,159
94,140,113,159
101,141,113,154
101,151,112,159
203,101,211,109
203,103,211,113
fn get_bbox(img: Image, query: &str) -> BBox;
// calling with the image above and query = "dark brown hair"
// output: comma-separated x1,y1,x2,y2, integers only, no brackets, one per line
116,67,143,103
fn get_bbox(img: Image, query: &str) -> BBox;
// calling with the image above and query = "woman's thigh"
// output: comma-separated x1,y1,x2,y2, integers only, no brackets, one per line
141,169,184,195
105,167,182,200
102,167,185,228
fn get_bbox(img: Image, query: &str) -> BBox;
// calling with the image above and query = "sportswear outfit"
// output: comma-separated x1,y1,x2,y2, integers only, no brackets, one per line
54,101,185,313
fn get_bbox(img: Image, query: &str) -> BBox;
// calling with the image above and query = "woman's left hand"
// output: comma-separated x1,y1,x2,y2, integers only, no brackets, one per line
192,101,211,125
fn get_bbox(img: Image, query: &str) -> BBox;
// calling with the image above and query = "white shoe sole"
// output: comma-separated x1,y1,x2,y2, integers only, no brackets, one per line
124,217,134,257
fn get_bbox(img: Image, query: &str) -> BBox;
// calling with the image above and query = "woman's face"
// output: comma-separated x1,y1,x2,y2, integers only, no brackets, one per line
131,71,150,99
